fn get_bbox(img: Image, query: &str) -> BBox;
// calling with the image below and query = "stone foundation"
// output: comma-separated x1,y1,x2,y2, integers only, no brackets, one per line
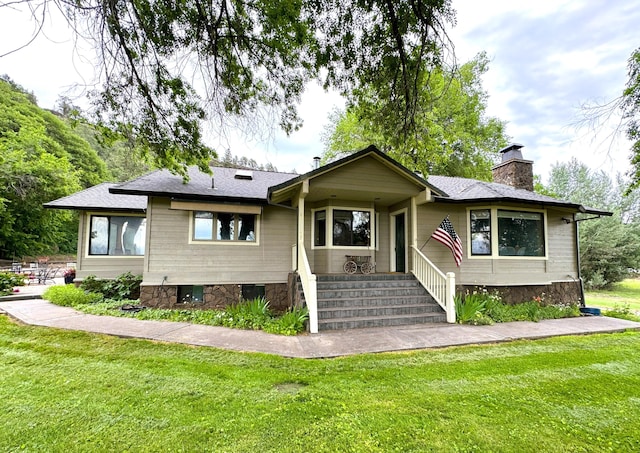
458,280,583,305
140,283,291,312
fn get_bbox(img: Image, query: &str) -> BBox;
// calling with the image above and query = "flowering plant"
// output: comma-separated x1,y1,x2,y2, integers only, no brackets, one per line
63,268,76,278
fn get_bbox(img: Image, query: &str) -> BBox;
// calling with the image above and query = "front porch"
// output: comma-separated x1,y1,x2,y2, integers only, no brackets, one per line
268,147,457,333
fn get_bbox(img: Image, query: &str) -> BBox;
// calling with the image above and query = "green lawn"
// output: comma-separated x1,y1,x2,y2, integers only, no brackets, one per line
2,316,640,452
585,278,640,311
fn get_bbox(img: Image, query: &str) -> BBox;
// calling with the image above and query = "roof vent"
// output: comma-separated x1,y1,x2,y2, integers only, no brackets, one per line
313,156,321,169
234,169,253,180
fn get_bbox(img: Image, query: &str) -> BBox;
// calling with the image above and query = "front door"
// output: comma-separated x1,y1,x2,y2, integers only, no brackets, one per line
392,211,406,272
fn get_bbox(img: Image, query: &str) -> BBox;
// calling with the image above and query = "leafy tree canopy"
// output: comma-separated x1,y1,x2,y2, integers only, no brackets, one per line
55,97,154,182
321,52,508,179
5,0,456,178
622,47,640,192
0,77,110,258
545,158,640,288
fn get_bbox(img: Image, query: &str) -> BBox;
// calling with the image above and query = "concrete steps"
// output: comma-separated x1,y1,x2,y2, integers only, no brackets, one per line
314,274,446,331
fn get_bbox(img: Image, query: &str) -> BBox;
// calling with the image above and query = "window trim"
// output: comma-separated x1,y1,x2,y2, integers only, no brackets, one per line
189,211,260,246
311,206,376,250
466,206,548,260
85,212,147,258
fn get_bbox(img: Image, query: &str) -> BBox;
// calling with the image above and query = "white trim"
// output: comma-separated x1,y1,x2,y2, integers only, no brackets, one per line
84,211,147,258
311,206,376,250
188,211,261,246
466,206,548,260
390,208,408,272
170,200,262,214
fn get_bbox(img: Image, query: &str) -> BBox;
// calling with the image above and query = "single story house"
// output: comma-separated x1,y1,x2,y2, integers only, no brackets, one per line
45,144,611,332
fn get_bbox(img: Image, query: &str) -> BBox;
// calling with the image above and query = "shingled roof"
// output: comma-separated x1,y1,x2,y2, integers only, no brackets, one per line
110,166,298,203
427,175,611,215
44,182,147,212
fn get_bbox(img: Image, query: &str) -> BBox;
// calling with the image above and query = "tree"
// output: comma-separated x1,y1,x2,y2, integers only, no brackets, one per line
55,97,154,183
622,47,640,192
545,158,640,288
321,53,508,179
578,46,640,193
0,78,110,258
3,0,456,177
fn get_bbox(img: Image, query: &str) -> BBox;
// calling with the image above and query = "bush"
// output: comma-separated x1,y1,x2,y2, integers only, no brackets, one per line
603,304,640,322
43,285,102,307
80,272,142,300
455,290,580,324
0,272,25,296
264,306,309,335
222,297,272,330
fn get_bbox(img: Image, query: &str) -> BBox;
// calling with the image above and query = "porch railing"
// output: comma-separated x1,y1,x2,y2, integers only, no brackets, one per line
411,245,456,323
293,244,318,333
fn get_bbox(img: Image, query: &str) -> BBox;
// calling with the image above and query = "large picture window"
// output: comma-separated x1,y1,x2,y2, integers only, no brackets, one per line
497,210,545,256
193,211,256,242
333,209,371,247
89,215,146,256
468,208,545,258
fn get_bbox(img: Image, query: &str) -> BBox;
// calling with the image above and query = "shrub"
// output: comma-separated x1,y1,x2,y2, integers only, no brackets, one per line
0,272,25,296
80,272,142,300
43,285,102,307
603,304,640,322
455,291,580,324
222,297,272,330
264,306,309,335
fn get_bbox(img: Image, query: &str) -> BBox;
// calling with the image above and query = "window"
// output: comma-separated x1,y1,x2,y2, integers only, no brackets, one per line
470,209,491,255
333,209,370,246
468,208,546,258
498,210,545,256
314,210,326,246
193,211,256,242
89,215,146,256
178,285,204,303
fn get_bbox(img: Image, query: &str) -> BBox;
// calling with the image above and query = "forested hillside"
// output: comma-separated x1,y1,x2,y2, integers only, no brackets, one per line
0,77,147,259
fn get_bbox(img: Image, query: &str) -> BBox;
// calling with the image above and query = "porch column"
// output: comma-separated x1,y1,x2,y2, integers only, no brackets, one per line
296,181,318,333
410,196,418,271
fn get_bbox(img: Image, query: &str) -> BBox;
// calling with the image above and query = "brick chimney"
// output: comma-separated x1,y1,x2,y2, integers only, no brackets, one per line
492,143,534,191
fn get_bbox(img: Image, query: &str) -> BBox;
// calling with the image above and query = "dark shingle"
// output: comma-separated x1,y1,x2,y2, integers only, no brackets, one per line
44,182,147,212
111,166,298,202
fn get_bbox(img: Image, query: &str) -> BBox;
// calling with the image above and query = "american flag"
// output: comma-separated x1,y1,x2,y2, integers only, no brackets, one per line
431,217,463,267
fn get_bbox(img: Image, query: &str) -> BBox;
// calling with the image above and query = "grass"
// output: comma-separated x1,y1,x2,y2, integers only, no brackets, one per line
2,316,640,452
585,278,640,311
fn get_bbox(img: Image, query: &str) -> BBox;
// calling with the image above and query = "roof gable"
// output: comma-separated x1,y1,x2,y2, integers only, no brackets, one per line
269,145,444,204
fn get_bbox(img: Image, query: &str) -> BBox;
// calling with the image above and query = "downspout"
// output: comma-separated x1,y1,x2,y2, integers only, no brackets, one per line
574,213,585,307
573,214,606,307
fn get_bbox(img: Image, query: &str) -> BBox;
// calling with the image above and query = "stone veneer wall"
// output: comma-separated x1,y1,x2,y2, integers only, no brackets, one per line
140,283,291,312
492,159,534,191
458,280,583,305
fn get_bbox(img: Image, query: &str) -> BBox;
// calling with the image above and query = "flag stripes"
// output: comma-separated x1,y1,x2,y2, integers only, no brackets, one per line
431,217,463,267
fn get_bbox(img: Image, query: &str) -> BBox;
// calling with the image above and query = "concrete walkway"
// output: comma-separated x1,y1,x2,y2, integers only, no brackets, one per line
2,297,640,358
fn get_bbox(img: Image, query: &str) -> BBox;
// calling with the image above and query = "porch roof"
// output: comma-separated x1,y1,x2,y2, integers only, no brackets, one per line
268,145,445,205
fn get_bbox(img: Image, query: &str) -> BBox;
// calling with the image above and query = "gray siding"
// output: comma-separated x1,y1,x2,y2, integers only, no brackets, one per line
144,198,296,285
416,205,578,286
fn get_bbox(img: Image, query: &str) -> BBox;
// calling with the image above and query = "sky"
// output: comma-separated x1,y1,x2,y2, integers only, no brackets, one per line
0,0,638,181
